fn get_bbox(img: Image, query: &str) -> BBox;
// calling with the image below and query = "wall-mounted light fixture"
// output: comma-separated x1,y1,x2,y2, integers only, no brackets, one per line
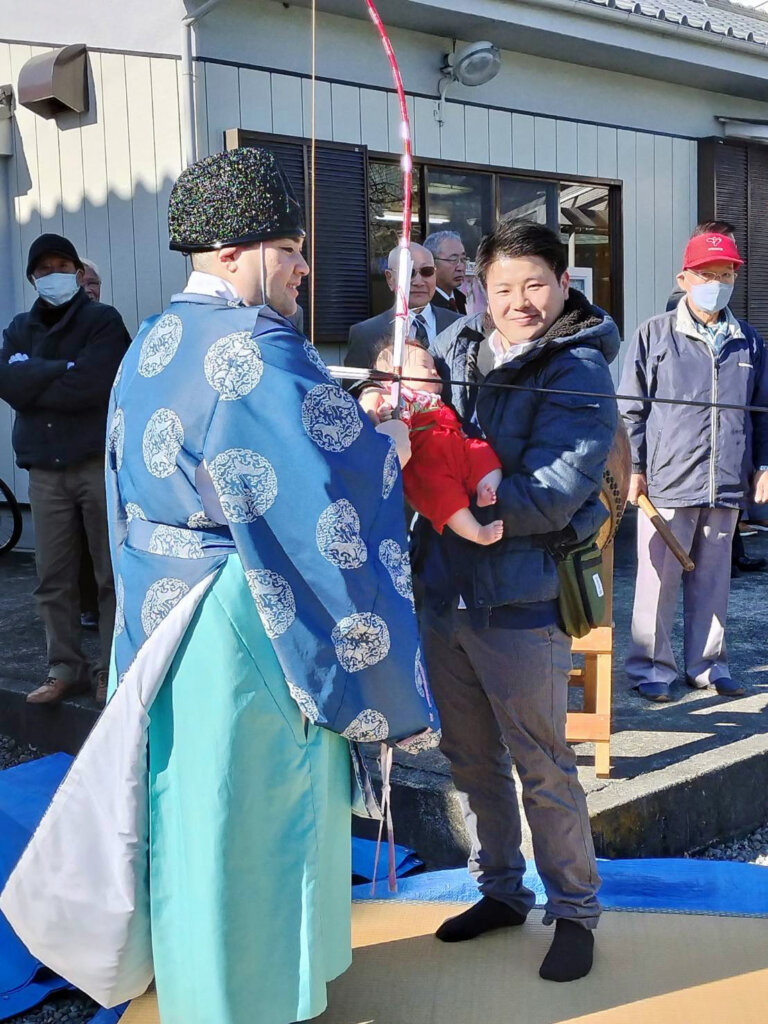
435,41,501,127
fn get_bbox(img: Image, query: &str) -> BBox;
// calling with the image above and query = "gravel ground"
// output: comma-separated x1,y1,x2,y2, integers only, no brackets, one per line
4,993,99,1024
697,825,768,866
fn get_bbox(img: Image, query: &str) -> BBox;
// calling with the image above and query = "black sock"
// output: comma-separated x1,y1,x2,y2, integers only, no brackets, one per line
539,918,594,982
435,896,526,943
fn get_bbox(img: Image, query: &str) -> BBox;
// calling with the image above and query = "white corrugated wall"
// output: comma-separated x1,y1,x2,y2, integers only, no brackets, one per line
0,42,697,501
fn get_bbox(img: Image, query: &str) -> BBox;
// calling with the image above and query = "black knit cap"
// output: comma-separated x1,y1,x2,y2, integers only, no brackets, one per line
26,233,84,279
168,147,305,253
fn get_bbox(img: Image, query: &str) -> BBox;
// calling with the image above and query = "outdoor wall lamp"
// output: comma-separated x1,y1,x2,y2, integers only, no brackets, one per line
435,41,501,126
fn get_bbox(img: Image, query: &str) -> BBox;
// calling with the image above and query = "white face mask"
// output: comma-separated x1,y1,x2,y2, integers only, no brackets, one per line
35,273,80,307
690,280,733,315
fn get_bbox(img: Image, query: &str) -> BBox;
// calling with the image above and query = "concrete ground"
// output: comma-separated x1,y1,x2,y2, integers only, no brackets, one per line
2,509,768,863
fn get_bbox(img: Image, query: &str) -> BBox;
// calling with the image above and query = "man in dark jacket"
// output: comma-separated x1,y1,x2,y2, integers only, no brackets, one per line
417,219,618,982
620,231,768,702
0,234,130,705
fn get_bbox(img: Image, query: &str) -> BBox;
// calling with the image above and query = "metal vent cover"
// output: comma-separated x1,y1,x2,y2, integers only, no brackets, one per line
18,44,88,119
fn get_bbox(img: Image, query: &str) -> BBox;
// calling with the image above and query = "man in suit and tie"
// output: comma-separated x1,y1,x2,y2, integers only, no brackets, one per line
425,231,468,315
345,242,460,368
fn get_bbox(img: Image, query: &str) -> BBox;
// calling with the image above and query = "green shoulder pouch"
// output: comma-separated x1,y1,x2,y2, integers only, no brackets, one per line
552,534,605,639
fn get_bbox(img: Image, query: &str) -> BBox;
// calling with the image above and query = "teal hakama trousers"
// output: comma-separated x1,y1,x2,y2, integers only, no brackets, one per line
147,555,352,1024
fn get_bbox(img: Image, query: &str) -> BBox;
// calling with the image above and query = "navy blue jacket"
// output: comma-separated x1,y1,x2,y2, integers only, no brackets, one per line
417,293,619,620
619,301,768,508
0,288,130,470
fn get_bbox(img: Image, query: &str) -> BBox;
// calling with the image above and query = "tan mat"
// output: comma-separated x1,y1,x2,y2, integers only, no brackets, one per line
123,901,768,1024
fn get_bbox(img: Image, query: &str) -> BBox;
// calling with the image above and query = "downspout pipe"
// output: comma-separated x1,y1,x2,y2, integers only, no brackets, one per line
181,0,229,167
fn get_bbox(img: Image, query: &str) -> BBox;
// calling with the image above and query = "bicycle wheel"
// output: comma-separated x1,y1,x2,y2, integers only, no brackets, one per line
0,476,23,555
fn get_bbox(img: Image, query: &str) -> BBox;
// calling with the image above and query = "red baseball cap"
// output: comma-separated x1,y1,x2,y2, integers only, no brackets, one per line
683,233,743,270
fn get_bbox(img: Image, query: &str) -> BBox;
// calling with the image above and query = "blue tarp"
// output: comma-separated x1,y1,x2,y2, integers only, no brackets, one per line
354,858,768,917
351,837,423,882
0,753,75,1020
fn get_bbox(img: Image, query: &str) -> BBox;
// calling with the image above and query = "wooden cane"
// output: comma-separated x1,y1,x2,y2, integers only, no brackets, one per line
637,495,695,572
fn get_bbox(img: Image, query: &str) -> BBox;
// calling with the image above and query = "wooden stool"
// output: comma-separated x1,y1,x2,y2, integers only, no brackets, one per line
566,543,614,778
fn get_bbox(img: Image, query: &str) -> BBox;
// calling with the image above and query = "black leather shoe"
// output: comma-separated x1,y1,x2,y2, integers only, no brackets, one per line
734,555,767,572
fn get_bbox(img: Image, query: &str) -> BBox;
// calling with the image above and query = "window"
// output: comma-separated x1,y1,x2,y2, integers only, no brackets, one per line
229,130,622,336
499,177,557,226
559,182,611,311
227,130,370,344
368,158,620,324
426,168,494,258
369,161,423,317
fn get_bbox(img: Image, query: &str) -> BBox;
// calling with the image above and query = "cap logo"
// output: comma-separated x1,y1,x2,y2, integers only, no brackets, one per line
707,236,724,249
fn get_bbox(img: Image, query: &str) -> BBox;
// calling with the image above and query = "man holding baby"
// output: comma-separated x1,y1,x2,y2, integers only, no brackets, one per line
417,218,618,983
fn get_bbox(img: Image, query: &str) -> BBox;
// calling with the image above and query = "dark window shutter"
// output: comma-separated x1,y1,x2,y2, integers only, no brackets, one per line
312,146,370,342
232,135,370,344
712,142,748,320
747,146,768,338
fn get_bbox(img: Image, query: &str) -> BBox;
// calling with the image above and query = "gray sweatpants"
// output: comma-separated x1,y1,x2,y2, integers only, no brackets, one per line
625,506,738,688
421,605,601,929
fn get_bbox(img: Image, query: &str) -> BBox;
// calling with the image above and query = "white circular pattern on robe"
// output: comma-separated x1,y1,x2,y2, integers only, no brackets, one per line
379,539,414,604
138,313,183,377
332,612,390,673
140,577,190,636
108,408,125,471
303,340,332,380
142,408,184,479
342,709,390,743
148,524,205,559
301,384,363,453
187,510,221,529
396,728,441,756
316,499,367,569
245,569,296,638
287,681,322,723
125,502,146,522
415,646,427,698
114,576,125,636
204,332,264,400
382,438,399,499
208,448,278,523
113,360,123,388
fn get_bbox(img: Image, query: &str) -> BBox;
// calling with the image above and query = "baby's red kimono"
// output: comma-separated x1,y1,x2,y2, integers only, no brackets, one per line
397,386,502,534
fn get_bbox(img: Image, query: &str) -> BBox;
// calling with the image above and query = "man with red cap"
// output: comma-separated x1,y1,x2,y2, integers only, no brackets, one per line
620,231,768,702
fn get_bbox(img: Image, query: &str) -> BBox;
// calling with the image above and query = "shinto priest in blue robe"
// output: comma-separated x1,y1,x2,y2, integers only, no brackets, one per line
0,148,439,1024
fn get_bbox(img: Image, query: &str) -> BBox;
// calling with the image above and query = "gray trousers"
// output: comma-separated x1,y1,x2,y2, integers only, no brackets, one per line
421,605,601,929
28,455,115,681
626,506,738,688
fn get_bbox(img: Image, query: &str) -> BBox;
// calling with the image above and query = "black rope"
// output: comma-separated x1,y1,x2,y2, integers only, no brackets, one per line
353,369,768,416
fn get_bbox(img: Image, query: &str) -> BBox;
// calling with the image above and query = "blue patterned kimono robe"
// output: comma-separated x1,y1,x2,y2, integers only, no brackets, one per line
106,292,437,748
1,291,439,1023
104,289,438,1022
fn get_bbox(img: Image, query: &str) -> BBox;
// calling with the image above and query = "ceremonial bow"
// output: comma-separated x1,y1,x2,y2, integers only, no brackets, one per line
309,0,413,419
361,0,413,419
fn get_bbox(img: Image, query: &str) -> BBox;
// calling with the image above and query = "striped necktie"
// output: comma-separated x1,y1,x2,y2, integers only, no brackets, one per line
412,313,429,348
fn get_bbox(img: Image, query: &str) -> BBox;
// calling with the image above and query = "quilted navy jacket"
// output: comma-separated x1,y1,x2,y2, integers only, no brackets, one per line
416,292,619,618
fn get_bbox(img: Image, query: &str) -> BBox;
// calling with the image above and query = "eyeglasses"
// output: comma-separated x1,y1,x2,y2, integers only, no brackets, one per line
434,254,467,265
688,268,737,285
386,266,435,279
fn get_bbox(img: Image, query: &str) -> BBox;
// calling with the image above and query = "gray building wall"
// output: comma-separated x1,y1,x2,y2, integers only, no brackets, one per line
2,0,768,501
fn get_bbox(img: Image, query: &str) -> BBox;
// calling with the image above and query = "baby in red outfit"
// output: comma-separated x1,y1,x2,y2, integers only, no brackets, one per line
367,343,503,546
